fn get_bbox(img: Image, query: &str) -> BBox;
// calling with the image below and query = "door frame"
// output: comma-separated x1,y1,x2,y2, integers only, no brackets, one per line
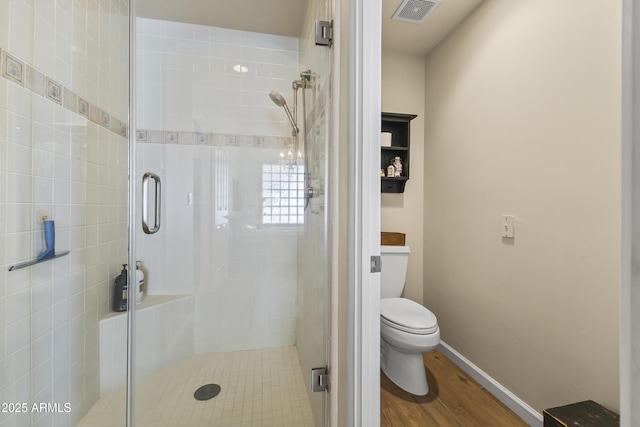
126,1,138,426
346,0,382,425
621,0,637,425
345,1,638,426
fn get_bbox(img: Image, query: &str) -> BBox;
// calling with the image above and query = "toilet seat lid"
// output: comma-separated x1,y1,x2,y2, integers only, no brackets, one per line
380,298,438,334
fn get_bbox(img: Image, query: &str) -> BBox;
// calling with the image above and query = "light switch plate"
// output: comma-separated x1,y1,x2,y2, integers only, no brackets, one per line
502,215,515,238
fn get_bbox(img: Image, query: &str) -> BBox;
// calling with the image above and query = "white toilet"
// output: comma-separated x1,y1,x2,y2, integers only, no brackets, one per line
380,245,440,396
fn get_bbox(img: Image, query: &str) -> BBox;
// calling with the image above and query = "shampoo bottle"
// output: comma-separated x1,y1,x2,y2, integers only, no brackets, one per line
136,261,144,304
113,264,128,312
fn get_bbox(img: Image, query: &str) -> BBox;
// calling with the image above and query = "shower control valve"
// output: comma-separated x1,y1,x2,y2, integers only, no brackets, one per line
305,186,320,199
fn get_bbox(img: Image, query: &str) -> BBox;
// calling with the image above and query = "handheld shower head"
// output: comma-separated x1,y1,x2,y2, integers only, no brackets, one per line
269,90,298,135
269,90,287,107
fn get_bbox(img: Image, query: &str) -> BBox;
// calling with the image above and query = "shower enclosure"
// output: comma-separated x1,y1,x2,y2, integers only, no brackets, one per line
0,0,332,425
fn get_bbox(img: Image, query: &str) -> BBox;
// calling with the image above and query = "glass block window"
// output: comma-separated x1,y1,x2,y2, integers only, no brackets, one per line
262,164,305,224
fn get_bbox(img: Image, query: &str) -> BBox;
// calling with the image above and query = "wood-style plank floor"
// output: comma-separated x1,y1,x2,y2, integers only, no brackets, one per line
381,349,530,427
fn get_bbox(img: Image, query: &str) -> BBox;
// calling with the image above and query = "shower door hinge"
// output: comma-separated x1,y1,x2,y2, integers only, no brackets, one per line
315,20,333,47
311,367,330,392
371,255,381,273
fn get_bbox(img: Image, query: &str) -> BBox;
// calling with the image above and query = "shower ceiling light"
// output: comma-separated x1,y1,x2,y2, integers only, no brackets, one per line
233,64,248,73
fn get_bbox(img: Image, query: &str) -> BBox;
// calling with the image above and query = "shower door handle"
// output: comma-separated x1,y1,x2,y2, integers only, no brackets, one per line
142,172,161,234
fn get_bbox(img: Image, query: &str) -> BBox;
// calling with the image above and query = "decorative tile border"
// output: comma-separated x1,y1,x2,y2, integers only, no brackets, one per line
0,47,300,146
0,47,128,139
136,129,292,149
78,97,90,117
46,77,62,105
2,51,24,85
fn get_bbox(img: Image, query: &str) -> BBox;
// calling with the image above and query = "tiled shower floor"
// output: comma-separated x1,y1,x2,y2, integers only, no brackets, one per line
78,346,315,427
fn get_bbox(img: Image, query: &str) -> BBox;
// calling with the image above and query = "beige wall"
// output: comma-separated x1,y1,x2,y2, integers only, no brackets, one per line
381,50,426,304
422,0,621,413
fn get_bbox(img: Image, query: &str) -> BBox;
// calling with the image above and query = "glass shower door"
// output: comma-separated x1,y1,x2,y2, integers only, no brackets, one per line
131,0,333,425
296,1,333,425
0,0,130,425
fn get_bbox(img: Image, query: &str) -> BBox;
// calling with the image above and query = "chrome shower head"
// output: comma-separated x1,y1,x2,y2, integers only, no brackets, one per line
269,90,287,107
269,90,298,135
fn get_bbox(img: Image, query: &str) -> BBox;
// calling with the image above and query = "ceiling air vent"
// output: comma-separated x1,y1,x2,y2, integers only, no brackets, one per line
392,0,442,24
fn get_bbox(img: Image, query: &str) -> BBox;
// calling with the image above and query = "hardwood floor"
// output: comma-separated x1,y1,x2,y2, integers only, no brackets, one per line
380,349,530,427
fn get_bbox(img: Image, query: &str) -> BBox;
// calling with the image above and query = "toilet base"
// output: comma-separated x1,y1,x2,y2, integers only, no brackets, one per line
380,339,429,396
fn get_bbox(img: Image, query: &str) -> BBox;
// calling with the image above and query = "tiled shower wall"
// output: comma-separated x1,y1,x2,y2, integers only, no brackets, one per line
136,19,302,354
137,18,299,136
0,0,129,425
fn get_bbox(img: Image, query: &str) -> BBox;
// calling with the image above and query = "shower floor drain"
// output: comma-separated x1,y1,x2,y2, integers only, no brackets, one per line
194,384,222,401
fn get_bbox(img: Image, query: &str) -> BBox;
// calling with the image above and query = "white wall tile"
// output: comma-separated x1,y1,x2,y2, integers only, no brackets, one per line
158,20,176,38
32,333,52,368
6,317,30,353
31,306,53,342
10,0,35,63
33,149,54,178
0,5,9,49
7,86,32,122
32,281,53,313
33,176,53,204
36,31,57,71
1,0,129,421
6,346,30,387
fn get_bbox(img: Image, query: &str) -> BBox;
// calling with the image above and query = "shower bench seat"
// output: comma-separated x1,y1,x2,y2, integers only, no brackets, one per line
99,294,194,396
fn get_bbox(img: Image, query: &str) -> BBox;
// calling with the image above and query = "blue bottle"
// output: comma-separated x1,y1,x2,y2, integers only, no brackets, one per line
36,218,56,261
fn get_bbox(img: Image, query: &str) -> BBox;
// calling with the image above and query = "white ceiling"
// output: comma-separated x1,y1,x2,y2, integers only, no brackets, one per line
136,0,484,56
136,0,309,38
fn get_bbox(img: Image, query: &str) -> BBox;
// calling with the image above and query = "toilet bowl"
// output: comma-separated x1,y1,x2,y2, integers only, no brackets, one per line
380,297,440,395
380,245,440,396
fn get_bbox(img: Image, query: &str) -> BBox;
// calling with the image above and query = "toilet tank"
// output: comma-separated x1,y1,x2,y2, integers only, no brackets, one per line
380,245,410,299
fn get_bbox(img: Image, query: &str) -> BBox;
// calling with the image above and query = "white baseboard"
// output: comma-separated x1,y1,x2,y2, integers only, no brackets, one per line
438,341,543,427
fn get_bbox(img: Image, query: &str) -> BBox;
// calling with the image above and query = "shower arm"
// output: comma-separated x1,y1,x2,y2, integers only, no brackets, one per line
267,72,317,208
301,83,311,202
284,103,298,137
292,85,299,153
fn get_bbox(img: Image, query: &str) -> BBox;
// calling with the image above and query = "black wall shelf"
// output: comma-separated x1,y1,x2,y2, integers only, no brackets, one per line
381,112,417,193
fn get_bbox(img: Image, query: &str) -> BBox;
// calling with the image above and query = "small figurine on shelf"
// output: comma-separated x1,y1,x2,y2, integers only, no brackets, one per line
392,156,402,177
386,165,395,177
